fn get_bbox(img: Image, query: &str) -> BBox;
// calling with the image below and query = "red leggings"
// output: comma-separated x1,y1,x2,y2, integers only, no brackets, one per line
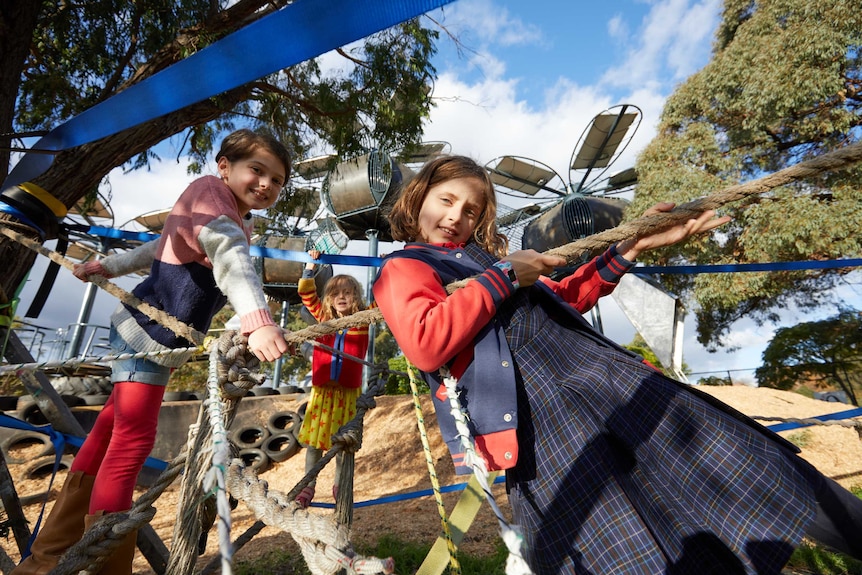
70,381,165,513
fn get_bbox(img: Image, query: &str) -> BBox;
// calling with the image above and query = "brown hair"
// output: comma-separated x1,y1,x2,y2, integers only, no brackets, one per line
320,274,365,321
387,155,508,257
216,128,291,180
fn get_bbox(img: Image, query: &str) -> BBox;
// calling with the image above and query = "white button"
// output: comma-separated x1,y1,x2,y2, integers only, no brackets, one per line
456,253,462,258
503,413,512,422
501,361,509,368
504,452,513,460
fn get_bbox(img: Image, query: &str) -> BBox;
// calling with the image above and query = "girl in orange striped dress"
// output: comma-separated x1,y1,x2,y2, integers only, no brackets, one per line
295,249,369,508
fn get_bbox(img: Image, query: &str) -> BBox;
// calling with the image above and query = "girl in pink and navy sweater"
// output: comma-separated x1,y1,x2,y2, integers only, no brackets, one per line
13,129,291,575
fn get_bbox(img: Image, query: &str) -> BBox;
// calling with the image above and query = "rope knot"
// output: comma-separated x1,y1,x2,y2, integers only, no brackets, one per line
332,424,363,453
215,330,264,398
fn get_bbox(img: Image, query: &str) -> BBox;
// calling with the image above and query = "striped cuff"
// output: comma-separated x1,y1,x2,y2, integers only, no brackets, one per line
597,245,636,283
475,265,515,306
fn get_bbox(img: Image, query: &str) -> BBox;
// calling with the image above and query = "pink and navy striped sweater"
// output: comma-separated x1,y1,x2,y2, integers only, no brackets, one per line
81,175,275,366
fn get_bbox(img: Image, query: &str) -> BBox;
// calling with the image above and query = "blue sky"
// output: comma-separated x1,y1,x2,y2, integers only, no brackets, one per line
14,0,861,384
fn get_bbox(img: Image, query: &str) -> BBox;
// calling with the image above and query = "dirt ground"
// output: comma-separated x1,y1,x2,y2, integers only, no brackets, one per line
2,386,862,574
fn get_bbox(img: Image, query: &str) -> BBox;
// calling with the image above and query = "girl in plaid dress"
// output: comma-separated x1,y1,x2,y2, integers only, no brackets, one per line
373,155,862,574
295,249,370,508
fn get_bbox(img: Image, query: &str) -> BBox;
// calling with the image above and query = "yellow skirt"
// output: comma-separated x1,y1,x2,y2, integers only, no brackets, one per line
297,383,361,450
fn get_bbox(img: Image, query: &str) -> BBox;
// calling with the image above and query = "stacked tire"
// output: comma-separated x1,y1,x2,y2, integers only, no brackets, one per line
230,408,303,474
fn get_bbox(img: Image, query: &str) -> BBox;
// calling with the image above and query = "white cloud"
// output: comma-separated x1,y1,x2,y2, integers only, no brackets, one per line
442,0,545,48
602,0,721,90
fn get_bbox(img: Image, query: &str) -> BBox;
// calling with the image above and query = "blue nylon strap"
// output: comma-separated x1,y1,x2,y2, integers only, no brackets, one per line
84,225,384,267
636,258,862,275
0,203,46,238
3,0,456,188
765,407,862,433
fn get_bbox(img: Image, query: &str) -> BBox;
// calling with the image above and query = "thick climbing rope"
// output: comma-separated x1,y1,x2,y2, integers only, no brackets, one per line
0,347,200,376
406,362,461,575
438,368,533,575
223,377,395,575
0,225,206,346
166,331,264,575
226,462,395,575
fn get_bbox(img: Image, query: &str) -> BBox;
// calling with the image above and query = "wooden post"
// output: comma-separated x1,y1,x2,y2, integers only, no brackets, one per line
0,447,31,559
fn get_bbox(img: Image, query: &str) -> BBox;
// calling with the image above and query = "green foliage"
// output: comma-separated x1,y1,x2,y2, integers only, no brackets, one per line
755,309,862,405
786,540,862,575
384,354,429,395
632,0,862,350
5,2,439,220
697,375,732,386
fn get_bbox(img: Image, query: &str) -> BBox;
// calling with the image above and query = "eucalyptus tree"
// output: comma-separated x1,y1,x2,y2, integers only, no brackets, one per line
0,0,439,310
630,0,862,350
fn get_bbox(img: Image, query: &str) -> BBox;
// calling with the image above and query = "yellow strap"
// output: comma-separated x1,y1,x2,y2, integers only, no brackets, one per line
19,182,67,218
407,361,461,574
416,471,500,575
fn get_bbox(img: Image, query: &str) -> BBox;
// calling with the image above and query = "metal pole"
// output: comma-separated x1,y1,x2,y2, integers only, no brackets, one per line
67,279,98,359
363,229,379,391
590,304,604,335
271,300,289,388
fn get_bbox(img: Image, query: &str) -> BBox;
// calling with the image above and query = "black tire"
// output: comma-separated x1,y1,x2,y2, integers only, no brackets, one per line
249,386,279,397
262,432,300,463
163,391,194,402
297,402,308,418
267,410,301,435
238,448,270,474
229,424,270,450
276,385,301,395
0,395,20,412
60,394,86,407
17,401,49,426
1,431,54,464
20,454,73,481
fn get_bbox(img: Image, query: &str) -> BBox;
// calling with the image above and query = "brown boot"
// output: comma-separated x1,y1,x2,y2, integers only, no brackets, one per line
12,471,96,575
83,511,137,575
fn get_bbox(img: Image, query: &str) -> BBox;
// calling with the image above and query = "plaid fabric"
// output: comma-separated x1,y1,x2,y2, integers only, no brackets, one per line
463,247,817,574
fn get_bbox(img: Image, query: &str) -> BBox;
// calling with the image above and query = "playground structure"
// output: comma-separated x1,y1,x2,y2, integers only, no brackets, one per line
2,0,862,572
2,141,862,574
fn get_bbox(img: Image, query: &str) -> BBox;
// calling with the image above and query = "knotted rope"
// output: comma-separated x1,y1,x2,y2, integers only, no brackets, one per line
222,377,395,575
50,452,187,575
197,376,386,575
0,226,206,346
438,368,533,575
166,331,263,575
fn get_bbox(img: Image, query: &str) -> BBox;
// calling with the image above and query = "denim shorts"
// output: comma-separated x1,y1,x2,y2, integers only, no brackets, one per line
109,326,171,386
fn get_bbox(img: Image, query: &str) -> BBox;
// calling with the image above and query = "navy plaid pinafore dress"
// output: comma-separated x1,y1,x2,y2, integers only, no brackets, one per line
463,246,819,575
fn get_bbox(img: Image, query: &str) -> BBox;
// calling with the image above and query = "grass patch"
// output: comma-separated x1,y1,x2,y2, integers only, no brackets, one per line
786,429,814,448
232,534,508,575
786,541,862,575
